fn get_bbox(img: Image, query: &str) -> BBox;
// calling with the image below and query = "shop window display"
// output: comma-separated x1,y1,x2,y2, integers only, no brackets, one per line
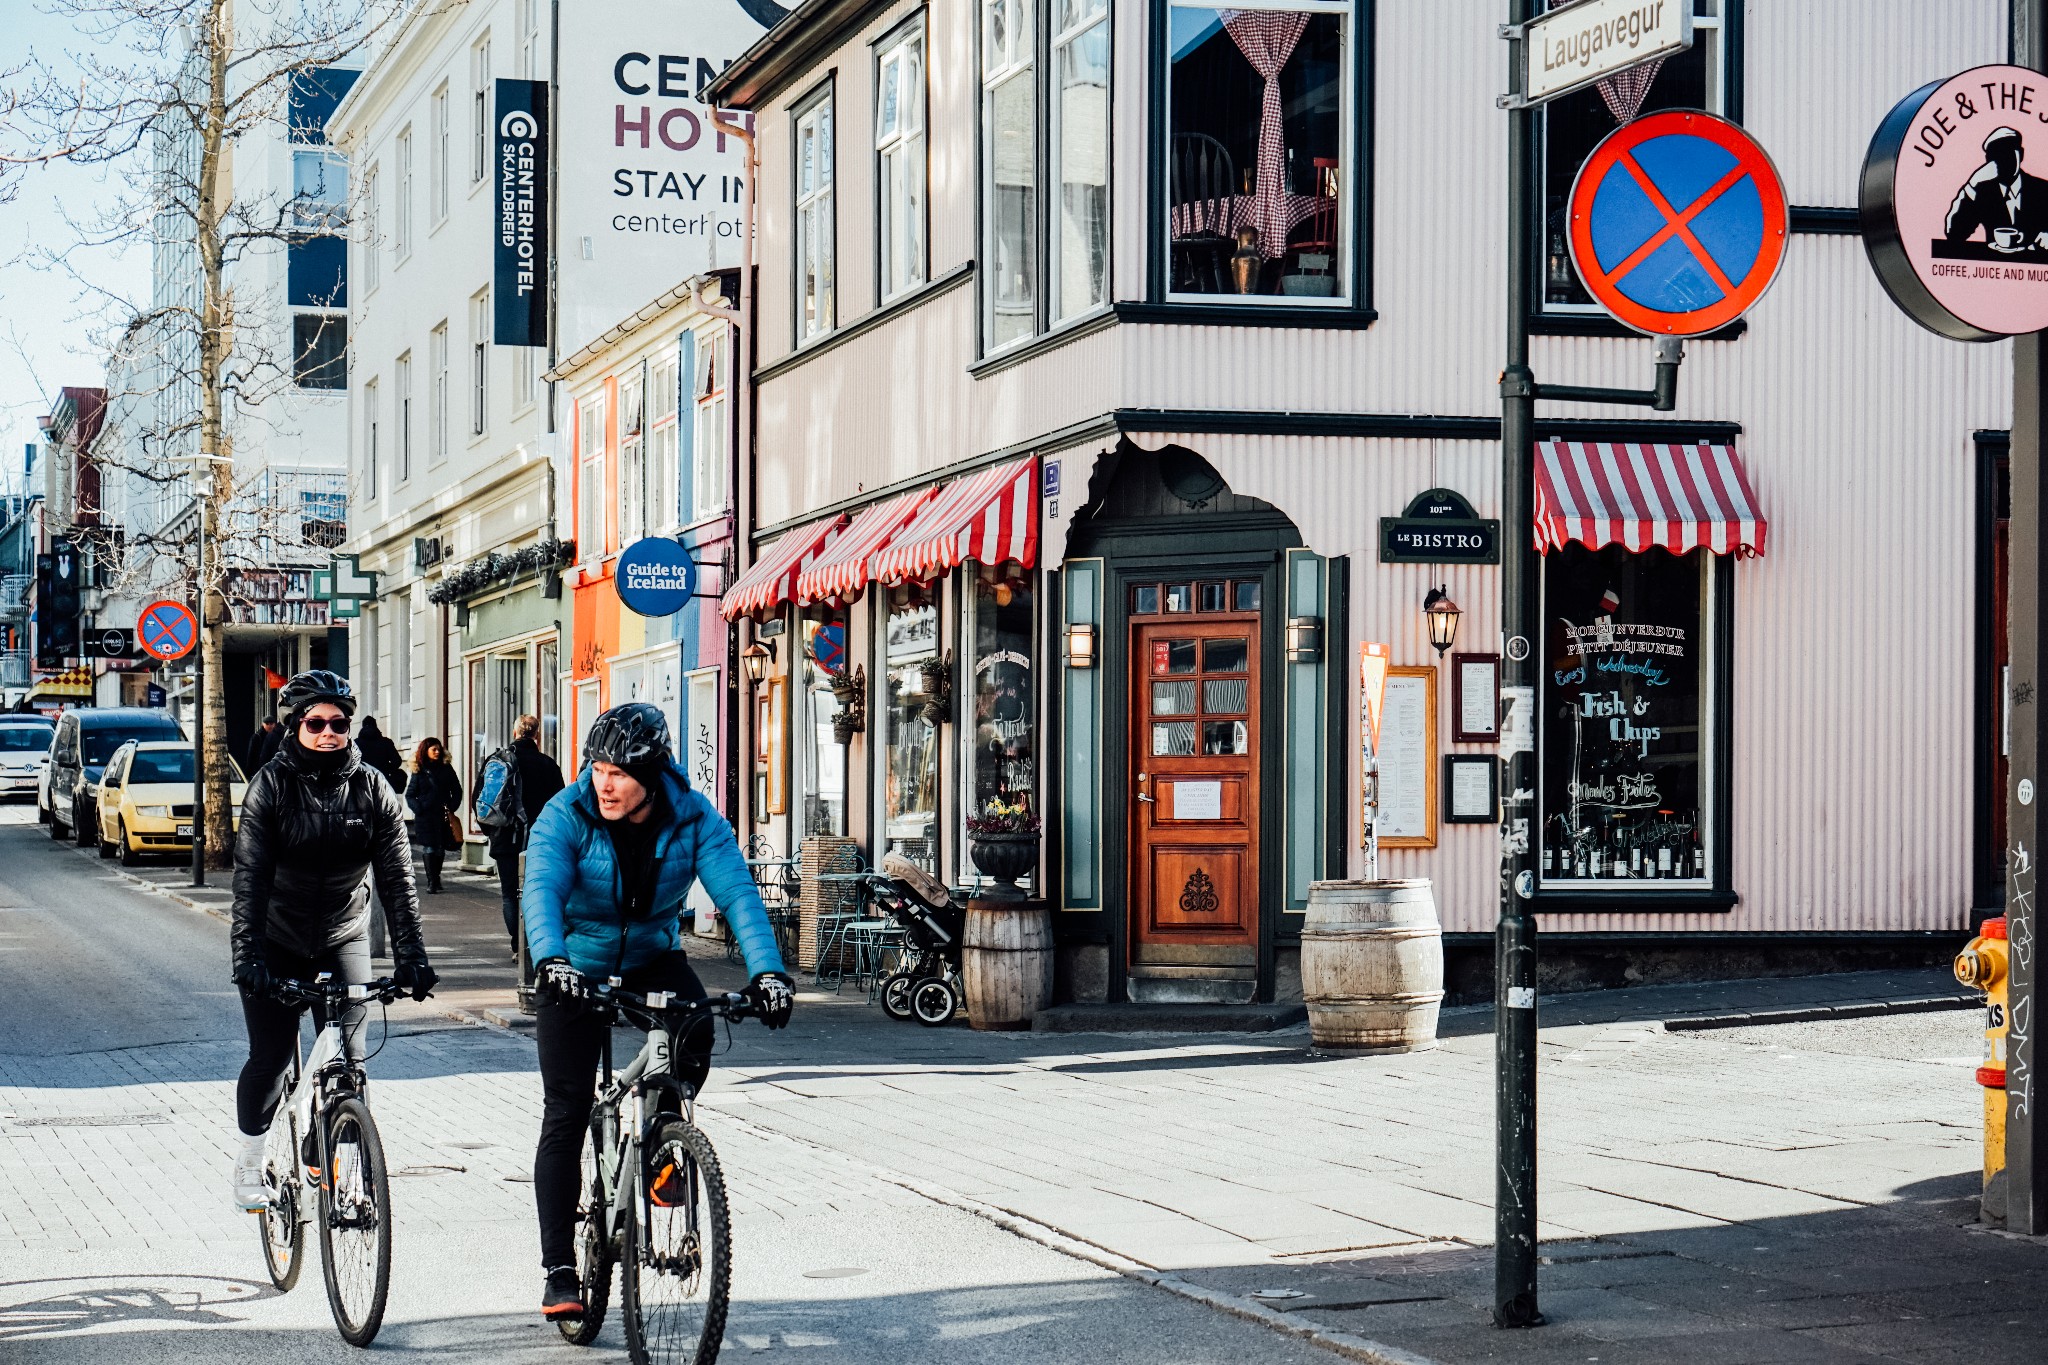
963,573,1036,886
798,608,850,838
881,586,942,872
1539,545,1712,884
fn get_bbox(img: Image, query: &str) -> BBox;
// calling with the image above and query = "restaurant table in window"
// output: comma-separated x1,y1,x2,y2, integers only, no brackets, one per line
1539,545,1712,885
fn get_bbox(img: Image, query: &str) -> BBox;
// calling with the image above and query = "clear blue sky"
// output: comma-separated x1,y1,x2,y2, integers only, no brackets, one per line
0,5,152,497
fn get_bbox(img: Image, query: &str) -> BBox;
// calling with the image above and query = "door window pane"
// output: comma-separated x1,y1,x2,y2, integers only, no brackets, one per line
1233,580,1261,611
1132,584,1161,615
1163,583,1192,613
1153,681,1196,715
1152,722,1196,756
1539,545,1712,884
1202,638,1247,672
1202,720,1248,754
1166,2,1348,300
1153,639,1197,674
1203,678,1247,713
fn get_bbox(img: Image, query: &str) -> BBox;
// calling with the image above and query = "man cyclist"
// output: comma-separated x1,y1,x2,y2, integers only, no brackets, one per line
522,701,794,1321
228,671,439,1209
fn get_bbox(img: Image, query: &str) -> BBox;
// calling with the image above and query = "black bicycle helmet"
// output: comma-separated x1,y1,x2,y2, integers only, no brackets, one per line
583,701,672,770
277,669,356,724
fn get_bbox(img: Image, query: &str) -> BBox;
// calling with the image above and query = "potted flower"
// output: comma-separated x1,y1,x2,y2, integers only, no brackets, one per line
966,796,1040,900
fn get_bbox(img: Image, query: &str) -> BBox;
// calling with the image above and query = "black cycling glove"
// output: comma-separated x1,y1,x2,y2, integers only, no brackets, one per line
535,957,589,1003
393,958,439,1002
744,971,797,1030
233,959,273,999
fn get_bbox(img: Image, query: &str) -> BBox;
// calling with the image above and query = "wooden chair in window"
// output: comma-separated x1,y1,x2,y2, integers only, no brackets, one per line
1284,158,1340,296
1170,132,1236,293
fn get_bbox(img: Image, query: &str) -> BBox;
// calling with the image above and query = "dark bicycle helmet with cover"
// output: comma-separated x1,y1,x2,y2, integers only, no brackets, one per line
276,669,356,725
580,700,671,771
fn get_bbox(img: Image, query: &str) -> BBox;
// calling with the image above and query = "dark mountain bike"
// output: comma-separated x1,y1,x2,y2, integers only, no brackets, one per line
558,984,759,1365
255,973,407,1347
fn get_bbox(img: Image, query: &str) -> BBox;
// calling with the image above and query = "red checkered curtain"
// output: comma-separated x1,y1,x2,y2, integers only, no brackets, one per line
1597,57,1665,124
1222,9,1308,259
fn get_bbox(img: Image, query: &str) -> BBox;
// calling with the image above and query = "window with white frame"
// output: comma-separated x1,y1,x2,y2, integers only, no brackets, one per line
431,84,450,222
1164,0,1351,302
875,21,927,303
396,352,413,481
693,330,728,515
362,164,381,293
395,598,413,731
518,0,542,77
470,288,490,436
395,128,413,258
472,35,492,185
617,368,646,546
516,346,537,410
794,87,836,342
578,393,605,557
363,377,380,501
982,0,1036,349
648,352,680,532
1539,0,1728,313
430,322,449,464
1053,0,1110,319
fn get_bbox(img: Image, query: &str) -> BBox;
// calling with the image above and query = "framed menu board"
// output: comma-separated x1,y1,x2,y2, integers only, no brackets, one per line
1375,667,1438,848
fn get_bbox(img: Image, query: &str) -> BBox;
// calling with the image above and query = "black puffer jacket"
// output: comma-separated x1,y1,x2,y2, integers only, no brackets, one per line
230,736,428,974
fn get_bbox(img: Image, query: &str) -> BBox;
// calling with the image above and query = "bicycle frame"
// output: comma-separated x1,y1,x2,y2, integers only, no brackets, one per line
263,976,389,1201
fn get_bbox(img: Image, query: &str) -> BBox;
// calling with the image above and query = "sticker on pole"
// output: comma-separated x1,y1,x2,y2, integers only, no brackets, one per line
137,600,198,662
1567,109,1788,336
1860,65,2048,341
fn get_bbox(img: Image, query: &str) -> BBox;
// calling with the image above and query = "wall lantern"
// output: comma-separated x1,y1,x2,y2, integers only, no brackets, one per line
1285,615,1324,663
1065,622,1098,669
741,640,775,684
1423,585,1462,657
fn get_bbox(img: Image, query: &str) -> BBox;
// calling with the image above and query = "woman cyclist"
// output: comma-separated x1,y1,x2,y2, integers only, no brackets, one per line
522,701,793,1321
228,670,440,1209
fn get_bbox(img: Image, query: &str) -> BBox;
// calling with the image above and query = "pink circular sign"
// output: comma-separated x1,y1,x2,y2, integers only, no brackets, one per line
1862,65,2048,340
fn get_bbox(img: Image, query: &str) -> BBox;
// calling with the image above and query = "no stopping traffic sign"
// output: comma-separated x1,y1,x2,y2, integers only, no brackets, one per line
137,600,198,662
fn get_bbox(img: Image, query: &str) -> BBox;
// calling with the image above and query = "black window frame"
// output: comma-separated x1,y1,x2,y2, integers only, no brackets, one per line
871,9,933,310
790,73,841,350
293,312,349,391
1532,545,1737,914
1138,0,1376,329
1526,0,1745,339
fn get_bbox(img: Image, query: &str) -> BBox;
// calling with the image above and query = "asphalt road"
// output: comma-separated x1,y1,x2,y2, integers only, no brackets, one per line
0,805,1350,1364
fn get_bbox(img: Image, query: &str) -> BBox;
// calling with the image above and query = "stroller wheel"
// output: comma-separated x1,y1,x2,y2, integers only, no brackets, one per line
880,972,916,1021
910,976,959,1028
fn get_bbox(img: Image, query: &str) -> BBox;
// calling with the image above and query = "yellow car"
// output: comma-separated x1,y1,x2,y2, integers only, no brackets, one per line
96,740,246,865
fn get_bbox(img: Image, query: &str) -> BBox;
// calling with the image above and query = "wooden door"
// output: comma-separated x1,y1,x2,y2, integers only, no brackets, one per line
1130,619,1260,958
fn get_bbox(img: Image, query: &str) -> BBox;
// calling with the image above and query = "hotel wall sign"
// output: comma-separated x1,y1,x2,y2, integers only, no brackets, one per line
1380,488,1500,565
1861,65,2048,341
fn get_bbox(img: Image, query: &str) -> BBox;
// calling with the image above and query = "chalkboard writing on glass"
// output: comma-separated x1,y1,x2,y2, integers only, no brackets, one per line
1539,545,1708,885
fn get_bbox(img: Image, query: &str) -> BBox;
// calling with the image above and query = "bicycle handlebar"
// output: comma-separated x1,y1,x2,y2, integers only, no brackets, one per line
587,983,758,1028
270,975,406,1008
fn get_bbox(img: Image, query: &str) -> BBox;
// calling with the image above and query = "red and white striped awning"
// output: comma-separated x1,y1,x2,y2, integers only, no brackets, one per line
720,512,848,621
793,487,940,606
1535,440,1768,558
870,457,1039,586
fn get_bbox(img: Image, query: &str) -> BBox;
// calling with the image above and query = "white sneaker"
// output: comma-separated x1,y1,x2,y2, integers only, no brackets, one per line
231,1144,267,1212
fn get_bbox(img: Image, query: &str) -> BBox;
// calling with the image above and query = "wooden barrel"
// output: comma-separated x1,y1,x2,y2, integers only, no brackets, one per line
963,900,1055,1031
1301,879,1443,1052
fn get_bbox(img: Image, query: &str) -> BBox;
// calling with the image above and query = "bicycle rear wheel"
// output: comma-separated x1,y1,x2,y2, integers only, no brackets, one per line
318,1096,392,1347
622,1118,730,1365
559,1138,615,1346
259,1121,305,1291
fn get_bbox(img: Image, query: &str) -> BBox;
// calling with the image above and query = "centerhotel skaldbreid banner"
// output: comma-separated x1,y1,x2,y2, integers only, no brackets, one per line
494,79,549,347
554,0,785,356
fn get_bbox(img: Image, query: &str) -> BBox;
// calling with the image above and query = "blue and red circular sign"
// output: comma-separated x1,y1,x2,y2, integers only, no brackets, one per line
615,538,698,618
137,599,198,662
1568,110,1788,337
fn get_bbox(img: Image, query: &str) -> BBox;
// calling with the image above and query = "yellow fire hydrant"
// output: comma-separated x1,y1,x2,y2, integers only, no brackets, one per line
1954,916,2009,1220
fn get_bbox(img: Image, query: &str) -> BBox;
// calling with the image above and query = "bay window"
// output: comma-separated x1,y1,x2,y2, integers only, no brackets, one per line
794,86,837,342
577,393,605,558
1164,0,1352,302
694,330,729,516
1053,0,1110,320
875,20,927,303
648,353,679,533
617,369,645,546
983,0,1037,349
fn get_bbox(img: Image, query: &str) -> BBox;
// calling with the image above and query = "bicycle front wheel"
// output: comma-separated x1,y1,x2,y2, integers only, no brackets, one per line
622,1117,730,1365
318,1095,393,1347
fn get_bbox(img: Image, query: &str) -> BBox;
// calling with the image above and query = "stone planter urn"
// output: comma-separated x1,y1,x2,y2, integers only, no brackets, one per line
967,832,1038,900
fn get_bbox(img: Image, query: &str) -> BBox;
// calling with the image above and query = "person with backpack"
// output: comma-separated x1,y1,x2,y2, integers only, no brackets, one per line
475,713,565,957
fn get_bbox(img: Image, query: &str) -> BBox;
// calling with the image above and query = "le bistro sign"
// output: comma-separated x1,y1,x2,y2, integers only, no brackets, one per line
1380,488,1500,565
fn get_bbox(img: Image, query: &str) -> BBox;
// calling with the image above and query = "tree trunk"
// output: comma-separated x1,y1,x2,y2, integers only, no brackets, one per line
197,0,234,871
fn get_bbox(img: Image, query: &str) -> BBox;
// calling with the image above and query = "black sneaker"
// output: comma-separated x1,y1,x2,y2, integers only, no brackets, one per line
542,1266,584,1320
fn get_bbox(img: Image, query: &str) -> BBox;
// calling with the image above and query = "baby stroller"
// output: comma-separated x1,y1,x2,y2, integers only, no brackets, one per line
867,853,967,1026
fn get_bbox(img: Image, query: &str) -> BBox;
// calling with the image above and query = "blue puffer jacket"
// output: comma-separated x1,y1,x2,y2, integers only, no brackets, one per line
522,761,785,980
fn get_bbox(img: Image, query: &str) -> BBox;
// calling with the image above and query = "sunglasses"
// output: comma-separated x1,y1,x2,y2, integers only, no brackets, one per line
300,716,352,735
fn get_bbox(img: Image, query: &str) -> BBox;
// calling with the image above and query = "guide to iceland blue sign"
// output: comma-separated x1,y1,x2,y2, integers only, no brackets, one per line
615,538,698,617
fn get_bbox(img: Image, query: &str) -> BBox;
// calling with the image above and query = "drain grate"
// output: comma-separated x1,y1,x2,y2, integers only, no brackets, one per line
14,1113,169,1128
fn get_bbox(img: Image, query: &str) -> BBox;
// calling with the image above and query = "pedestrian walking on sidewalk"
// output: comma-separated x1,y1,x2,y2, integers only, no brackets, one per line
521,701,794,1321
477,713,565,958
243,712,280,774
405,738,463,893
227,670,439,1210
356,716,406,793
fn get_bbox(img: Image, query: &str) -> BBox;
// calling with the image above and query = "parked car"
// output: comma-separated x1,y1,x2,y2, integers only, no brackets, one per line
0,716,56,801
96,740,243,864
46,707,186,844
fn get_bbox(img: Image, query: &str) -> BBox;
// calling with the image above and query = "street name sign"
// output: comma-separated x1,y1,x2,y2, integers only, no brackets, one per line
1508,0,1691,109
615,537,699,617
137,600,197,662
1567,109,1788,337
1861,65,2048,341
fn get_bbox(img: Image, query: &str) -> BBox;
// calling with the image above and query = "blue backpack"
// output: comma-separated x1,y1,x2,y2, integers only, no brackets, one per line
474,747,523,831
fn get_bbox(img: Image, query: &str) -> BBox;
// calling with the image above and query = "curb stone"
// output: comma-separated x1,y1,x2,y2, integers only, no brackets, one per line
709,1107,1443,1365
1664,994,1978,1031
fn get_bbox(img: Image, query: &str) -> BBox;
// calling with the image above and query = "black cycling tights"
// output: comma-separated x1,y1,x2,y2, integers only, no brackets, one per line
533,950,711,1269
235,936,373,1137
